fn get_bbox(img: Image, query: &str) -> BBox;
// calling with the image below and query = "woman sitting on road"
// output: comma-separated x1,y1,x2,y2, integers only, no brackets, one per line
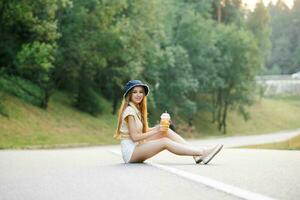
114,80,223,164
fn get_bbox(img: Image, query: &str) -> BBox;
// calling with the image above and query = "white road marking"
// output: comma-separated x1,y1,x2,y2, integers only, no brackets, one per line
109,149,277,200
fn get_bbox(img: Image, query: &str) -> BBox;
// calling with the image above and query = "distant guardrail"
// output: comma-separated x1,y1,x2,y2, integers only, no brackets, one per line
256,75,300,96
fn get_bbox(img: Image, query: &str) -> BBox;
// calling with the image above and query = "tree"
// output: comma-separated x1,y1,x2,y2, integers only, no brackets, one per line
175,10,220,123
148,46,197,125
247,1,271,69
267,0,298,74
16,41,56,108
57,0,130,114
213,25,261,133
290,0,300,71
211,0,244,26
0,0,67,108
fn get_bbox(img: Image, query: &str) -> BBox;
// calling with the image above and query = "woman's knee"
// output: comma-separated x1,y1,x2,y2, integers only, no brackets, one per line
166,128,177,138
159,137,172,147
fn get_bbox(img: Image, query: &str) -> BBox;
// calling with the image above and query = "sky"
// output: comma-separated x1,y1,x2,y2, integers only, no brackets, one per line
243,0,294,10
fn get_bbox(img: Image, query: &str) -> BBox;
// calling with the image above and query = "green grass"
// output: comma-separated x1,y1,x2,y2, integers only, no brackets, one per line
1,91,300,149
191,96,300,138
0,91,118,149
240,133,300,150
0,75,43,106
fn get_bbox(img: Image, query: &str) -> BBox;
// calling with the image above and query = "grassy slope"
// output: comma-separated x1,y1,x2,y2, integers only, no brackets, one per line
0,92,118,148
192,96,300,137
1,92,300,149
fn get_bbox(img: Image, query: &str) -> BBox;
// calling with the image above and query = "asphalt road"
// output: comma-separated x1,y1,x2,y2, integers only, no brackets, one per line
1,129,299,200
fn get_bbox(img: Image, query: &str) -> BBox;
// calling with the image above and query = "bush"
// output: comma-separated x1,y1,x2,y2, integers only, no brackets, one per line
75,87,107,116
0,75,43,106
0,90,9,117
262,64,281,75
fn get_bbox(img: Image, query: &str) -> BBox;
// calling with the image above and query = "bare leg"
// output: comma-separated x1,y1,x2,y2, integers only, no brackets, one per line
166,128,190,145
129,137,203,163
146,128,202,162
166,129,203,162
147,128,190,145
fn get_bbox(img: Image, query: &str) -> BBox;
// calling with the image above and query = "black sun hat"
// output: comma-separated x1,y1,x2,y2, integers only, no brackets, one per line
123,80,149,97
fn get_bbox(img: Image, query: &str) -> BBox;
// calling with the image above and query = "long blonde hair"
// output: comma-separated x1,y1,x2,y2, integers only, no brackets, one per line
114,90,149,139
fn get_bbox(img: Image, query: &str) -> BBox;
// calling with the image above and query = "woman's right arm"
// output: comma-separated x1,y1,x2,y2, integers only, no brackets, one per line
127,115,160,142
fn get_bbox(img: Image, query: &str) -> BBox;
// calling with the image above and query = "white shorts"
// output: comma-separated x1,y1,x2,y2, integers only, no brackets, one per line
121,139,136,163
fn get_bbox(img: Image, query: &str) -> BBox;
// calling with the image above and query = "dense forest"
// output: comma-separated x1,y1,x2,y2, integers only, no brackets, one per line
267,0,300,74
0,0,299,133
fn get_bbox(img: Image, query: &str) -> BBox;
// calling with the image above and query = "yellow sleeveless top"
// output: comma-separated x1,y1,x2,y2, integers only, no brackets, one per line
120,102,143,140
